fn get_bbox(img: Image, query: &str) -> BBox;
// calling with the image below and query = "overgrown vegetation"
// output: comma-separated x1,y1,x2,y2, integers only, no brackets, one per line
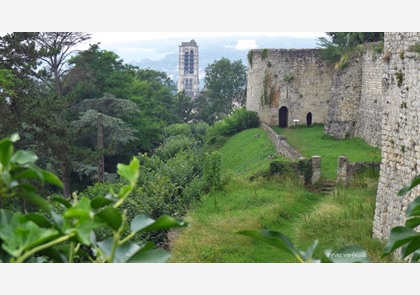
396,69,404,87
240,174,420,263
247,50,253,67
260,71,276,106
317,32,384,67
170,129,386,262
0,134,187,263
206,108,260,146
261,49,269,59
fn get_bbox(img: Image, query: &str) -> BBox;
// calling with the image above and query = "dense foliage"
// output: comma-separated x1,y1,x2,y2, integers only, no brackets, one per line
0,134,187,263
194,58,247,124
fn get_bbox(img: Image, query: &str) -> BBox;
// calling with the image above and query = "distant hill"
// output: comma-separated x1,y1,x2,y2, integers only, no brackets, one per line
105,35,321,89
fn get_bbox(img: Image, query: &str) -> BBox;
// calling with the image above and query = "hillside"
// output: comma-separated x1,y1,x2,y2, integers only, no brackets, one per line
169,127,388,262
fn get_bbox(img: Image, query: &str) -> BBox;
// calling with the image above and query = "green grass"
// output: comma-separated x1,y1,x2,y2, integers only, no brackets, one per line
218,128,277,177
169,128,388,263
170,176,323,262
272,124,381,180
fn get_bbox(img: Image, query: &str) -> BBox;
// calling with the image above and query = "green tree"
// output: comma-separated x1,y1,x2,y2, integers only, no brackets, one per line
128,69,181,151
65,43,136,101
195,58,247,124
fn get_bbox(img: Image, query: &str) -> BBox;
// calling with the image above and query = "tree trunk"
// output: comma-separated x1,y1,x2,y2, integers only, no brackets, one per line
97,113,105,183
62,162,71,198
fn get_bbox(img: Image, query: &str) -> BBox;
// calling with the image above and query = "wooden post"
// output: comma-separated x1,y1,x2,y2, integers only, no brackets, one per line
97,113,104,183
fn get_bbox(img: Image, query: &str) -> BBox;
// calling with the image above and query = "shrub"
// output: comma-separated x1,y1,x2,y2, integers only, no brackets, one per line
0,134,187,263
155,134,197,160
202,151,222,192
206,108,260,144
162,123,192,138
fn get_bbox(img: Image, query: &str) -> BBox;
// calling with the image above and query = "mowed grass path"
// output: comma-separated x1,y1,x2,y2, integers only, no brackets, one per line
170,128,387,262
272,124,381,180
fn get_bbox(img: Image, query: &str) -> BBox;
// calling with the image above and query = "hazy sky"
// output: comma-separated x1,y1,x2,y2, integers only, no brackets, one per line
88,32,326,46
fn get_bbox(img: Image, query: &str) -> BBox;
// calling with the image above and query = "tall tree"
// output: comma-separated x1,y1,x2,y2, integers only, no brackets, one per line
36,32,91,97
196,58,247,124
30,32,91,197
65,43,135,101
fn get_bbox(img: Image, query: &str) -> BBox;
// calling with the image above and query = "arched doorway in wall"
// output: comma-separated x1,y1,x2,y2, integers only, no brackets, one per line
306,112,312,127
279,106,288,128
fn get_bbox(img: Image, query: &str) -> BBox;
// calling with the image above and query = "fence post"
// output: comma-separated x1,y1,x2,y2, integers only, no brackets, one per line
336,156,348,184
311,155,321,184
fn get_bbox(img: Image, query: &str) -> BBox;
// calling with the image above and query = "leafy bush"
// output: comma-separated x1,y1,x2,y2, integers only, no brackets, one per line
206,108,260,144
155,134,197,160
0,134,187,263
202,151,222,192
162,123,192,138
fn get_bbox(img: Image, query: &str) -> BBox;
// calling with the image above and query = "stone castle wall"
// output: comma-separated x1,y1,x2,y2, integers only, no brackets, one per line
354,45,384,147
373,32,420,240
246,49,334,126
324,44,384,147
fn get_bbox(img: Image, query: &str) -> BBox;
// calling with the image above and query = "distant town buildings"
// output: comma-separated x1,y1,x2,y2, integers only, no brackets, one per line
177,40,199,98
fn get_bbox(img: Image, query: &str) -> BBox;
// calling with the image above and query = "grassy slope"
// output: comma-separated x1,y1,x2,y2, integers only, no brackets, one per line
169,127,388,263
218,128,276,177
272,124,381,180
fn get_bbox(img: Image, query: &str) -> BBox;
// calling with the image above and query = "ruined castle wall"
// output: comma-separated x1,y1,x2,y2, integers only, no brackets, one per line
373,32,420,240
324,55,363,139
246,49,334,127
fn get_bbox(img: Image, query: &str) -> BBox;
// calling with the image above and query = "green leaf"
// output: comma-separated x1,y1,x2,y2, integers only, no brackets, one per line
406,217,420,229
95,206,122,231
0,214,58,258
25,213,53,228
73,219,97,245
130,214,155,233
91,196,113,210
10,150,38,165
406,196,420,218
116,184,132,199
13,164,44,182
127,245,170,263
50,210,64,229
383,226,420,256
18,189,51,212
63,197,92,219
38,248,68,263
117,157,140,183
323,246,370,263
97,237,113,258
131,214,187,234
0,139,13,168
50,196,72,208
42,171,63,188
0,209,14,225
401,237,420,257
238,229,299,257
398,175,420,196
113,241,142,263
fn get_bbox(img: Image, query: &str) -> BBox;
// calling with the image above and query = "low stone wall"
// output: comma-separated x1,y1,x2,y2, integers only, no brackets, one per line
261,123,303,160
336,155,380,185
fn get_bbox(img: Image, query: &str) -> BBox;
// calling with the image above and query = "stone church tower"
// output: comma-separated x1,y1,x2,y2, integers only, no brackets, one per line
177,39,199,98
